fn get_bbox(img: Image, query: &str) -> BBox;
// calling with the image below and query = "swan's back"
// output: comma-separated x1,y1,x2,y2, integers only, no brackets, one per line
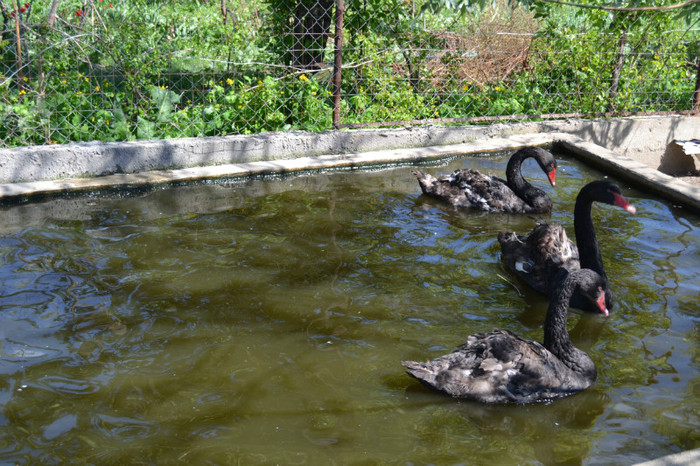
402,329,593,404
498,223,580,297
414,169,542,213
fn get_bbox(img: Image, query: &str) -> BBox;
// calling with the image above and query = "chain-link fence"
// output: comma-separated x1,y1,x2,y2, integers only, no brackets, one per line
1,0,698,148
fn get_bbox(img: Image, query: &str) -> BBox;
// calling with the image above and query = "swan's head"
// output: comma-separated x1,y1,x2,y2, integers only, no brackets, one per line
594,286,609,317
573,269,609,317
580,180,636,214
532,147,558,187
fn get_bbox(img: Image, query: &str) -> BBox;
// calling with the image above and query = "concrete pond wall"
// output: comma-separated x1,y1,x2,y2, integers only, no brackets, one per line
0,115,698,210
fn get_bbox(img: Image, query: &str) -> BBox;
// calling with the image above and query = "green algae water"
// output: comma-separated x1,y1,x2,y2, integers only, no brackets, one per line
0,151,698,464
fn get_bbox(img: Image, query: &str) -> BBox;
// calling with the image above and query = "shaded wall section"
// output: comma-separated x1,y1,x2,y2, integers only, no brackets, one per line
0,116,697,184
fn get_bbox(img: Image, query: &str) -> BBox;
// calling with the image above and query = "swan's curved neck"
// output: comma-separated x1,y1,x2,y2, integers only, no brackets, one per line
543,278,577,361
505,152,531,196
543,275,597,380
573,195,605,279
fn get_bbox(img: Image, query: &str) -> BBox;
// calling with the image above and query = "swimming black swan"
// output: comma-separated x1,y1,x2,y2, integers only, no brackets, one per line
413,147,557,213
401,269,608,404
498,180,635,312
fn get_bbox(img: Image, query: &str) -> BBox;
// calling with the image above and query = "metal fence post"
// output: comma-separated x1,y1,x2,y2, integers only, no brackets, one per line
332,0,344,130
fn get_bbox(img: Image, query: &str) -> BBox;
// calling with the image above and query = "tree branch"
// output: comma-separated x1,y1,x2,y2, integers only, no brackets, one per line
537,0,700,12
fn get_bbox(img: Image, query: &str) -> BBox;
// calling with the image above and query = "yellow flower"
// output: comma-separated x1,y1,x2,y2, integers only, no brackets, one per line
299,74,309,82
22,77,28,82
495,86,503,91
226,78,234,85
312,92,316,96
61,80,67,84
106,119,110,125
84,77,89,82
257,80,263,85
95,85,100,91
19,90,26,95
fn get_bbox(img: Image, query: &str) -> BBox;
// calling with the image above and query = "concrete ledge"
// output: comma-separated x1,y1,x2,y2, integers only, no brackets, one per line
1,116,697,184
633,448,700,466
1,117,698,211
0,133,552,200
553,134,700,211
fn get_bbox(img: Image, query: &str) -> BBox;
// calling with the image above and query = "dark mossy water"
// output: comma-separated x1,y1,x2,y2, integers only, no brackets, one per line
0,151,698,464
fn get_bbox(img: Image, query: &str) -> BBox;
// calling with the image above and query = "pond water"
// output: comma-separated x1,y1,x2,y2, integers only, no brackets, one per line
0,150,698,464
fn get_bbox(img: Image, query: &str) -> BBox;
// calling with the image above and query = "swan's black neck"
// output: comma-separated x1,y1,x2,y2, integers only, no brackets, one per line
573,190,605,280
505,150,549,212
543,273,596,379
543,276,578,360
505,150,530,195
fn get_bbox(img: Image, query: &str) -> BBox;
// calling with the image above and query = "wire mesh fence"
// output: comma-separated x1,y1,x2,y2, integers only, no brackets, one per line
1,0,698,149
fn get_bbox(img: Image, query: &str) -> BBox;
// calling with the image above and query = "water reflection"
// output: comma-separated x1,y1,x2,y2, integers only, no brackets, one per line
0,152,698,463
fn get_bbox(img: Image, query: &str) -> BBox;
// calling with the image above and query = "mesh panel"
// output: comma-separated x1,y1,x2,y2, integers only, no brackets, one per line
0,0,697,148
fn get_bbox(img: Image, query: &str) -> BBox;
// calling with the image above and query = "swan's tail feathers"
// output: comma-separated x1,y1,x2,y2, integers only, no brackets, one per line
497,231,523,247
412,170,436,194
402,360,438,385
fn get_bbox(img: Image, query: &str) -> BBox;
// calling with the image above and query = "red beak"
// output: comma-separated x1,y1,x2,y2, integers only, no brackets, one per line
612,191,636,214
547,168,556,187
596,287,609,317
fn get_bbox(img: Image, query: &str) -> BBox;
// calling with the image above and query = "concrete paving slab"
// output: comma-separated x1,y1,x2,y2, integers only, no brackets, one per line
633,448,700,466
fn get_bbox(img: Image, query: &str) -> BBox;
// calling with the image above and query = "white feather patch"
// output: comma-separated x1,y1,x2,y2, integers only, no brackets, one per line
515,260,533,273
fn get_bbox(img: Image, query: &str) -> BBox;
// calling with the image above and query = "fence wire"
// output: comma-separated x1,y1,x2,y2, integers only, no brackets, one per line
1,0,698,148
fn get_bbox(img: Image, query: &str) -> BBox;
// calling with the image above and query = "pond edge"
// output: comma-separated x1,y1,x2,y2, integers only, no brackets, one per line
1,118,699,212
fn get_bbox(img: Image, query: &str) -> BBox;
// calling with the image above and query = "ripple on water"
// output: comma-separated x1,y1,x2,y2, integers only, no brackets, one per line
91,414,160,441
37,375,104,396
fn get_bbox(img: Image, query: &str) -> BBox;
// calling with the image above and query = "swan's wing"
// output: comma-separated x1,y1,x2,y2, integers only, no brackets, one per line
498,223,580,296
453,171,533,213
402,330,581,403
413,170,479,209
526,223,580,266
500,336,592,402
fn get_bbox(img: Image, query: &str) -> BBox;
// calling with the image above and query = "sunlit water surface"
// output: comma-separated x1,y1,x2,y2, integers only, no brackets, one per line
0,151,698,464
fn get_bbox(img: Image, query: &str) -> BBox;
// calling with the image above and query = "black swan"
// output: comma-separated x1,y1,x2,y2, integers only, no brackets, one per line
498,180,636,312
413,147,557,214
401,269,608,404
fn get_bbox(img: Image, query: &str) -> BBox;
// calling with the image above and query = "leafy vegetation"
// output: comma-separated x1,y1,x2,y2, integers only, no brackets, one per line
0,0,697,147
